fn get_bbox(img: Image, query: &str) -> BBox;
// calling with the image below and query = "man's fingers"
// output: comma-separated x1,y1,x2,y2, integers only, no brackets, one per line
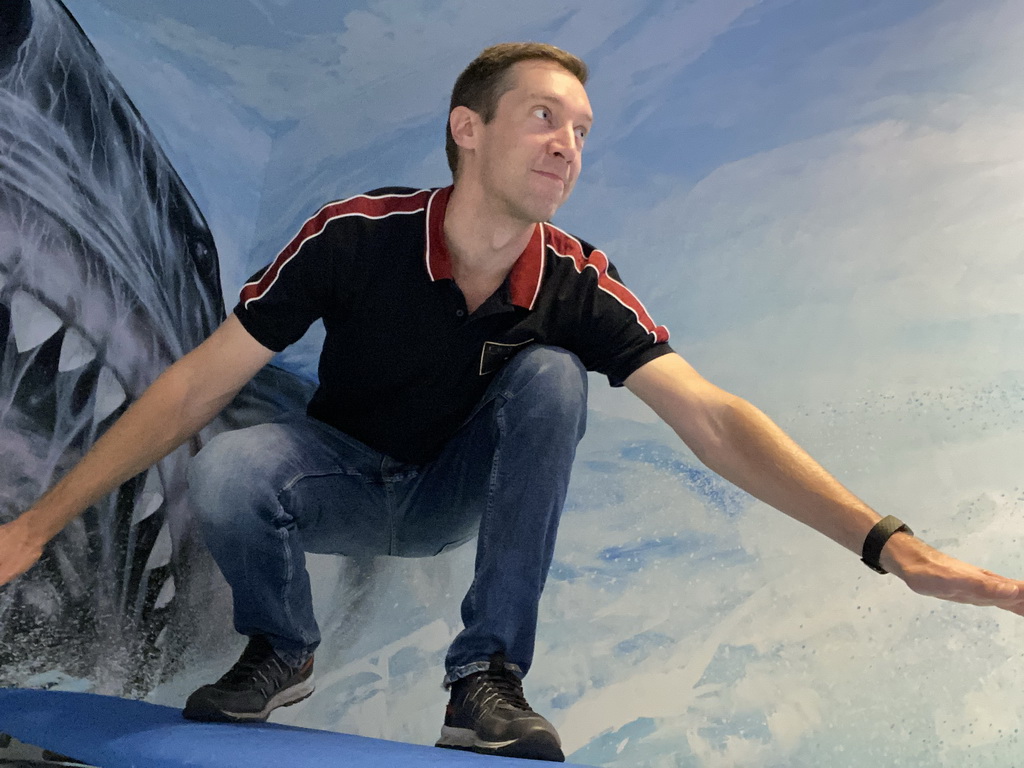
942,575,1024,611
0,556,36,587
973,577,1020,604
902,553,1024,611
0,520,45,587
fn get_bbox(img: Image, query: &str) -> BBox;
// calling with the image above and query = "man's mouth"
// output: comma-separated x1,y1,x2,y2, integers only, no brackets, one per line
533,170,567,188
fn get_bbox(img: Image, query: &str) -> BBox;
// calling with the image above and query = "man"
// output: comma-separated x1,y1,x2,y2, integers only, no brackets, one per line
1,42,1022,764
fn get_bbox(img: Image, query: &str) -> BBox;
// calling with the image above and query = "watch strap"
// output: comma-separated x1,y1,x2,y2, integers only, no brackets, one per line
861,515,913,574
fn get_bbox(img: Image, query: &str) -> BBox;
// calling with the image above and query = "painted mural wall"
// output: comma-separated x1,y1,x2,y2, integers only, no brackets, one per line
3,1,1024,765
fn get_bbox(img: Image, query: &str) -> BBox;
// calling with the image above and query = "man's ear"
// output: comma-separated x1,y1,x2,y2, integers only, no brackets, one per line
449,105,482,152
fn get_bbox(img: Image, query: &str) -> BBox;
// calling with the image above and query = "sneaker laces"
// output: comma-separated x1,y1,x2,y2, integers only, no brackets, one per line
215,636,293,694
474,653,531,711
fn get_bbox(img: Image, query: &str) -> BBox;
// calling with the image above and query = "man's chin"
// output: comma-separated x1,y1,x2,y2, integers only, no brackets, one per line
502,188,568,225
525,180,572,219
528,197,566,224
507,204,556,226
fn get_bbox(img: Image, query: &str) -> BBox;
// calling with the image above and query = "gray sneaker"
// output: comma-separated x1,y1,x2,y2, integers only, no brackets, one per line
436,652,564,762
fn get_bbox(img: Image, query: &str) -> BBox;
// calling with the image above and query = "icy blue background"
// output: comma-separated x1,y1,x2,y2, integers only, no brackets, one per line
62,1,1024,765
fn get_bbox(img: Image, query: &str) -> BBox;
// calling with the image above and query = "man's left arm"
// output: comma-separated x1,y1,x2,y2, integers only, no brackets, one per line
625,352,1024,615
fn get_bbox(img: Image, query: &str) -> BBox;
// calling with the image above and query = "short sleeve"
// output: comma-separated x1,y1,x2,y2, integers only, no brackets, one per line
232,205,341,352
558,238,673,386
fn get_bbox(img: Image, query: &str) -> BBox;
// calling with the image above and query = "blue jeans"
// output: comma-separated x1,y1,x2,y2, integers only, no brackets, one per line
187,345,587,683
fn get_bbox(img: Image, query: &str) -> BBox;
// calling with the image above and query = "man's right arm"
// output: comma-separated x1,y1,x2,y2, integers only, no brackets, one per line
0,314,276,586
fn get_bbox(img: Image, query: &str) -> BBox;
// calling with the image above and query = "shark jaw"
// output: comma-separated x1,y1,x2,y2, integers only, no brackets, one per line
0,0,224,693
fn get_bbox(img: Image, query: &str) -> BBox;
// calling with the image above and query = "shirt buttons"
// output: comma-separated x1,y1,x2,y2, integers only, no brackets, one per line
456,309,465,317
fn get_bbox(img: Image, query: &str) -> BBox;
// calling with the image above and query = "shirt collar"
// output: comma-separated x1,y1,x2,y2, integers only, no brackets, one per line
424,185,545,310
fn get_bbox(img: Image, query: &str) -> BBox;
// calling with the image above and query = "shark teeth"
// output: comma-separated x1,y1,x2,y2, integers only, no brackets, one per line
132,468,164,524
58,327,97,371
93,366,127,426
153,575,175,611
144,522,172,571
10,290,62,353
0,285,182,685
3,287,128,432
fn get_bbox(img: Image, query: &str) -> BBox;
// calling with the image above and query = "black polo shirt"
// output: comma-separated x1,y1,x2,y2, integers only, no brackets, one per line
234,186,673,464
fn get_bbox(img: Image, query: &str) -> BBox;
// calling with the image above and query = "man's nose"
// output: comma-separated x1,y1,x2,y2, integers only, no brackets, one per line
549,124,579,164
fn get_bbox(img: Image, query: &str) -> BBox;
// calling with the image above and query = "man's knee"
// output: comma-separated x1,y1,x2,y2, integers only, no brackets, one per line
503,345,588,433
187,427,273,527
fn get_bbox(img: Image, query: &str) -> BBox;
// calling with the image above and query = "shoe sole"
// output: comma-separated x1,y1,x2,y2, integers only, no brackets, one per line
436,725,565,762
182,675,316,723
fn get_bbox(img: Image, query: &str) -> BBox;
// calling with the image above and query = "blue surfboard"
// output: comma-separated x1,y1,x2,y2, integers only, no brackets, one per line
0,688,592,767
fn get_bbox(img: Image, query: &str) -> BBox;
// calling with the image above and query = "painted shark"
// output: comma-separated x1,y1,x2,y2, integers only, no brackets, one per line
0,0,312,695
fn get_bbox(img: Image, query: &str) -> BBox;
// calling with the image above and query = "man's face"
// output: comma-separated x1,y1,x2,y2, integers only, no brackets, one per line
471,60,593,223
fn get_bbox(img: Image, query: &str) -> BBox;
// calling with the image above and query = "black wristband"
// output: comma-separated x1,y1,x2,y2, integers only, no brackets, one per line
861,515,913,574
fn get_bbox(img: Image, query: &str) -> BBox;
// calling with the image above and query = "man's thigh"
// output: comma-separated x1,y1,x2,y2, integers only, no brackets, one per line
260,412,483,559
214,411,397,557
390,344,587,558
390,400,499,558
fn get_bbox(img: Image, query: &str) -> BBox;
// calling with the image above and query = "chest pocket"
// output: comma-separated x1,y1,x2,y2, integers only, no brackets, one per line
479,339,536,375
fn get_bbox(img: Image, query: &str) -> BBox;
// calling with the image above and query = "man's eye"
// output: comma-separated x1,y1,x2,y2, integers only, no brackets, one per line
533,107,550,120
575,127,588,141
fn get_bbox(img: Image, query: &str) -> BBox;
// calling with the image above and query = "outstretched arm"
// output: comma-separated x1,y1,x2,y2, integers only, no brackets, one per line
0,314,276,586
625,352,1024,614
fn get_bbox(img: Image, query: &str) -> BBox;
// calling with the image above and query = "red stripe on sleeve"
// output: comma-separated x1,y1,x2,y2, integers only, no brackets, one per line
240,190,430,308
544,225,670,343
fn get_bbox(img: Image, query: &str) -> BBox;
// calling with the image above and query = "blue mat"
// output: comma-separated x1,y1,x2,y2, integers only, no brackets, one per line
0,688,591,767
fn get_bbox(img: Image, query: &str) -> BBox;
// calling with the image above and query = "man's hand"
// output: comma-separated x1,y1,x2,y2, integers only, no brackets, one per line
0,316,274,591
0,517,45,587
882,533,1024,616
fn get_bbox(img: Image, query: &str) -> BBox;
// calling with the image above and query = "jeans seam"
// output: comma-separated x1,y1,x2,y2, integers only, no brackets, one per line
386,481,397,556
480,404,505,577
274,474,338,648
274,498,306,646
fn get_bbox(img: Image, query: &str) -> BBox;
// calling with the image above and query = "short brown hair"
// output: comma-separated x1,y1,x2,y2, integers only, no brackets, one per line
446,43,588,177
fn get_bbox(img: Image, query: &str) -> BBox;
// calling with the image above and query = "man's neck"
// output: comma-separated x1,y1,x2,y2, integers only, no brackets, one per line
443,181,536,281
